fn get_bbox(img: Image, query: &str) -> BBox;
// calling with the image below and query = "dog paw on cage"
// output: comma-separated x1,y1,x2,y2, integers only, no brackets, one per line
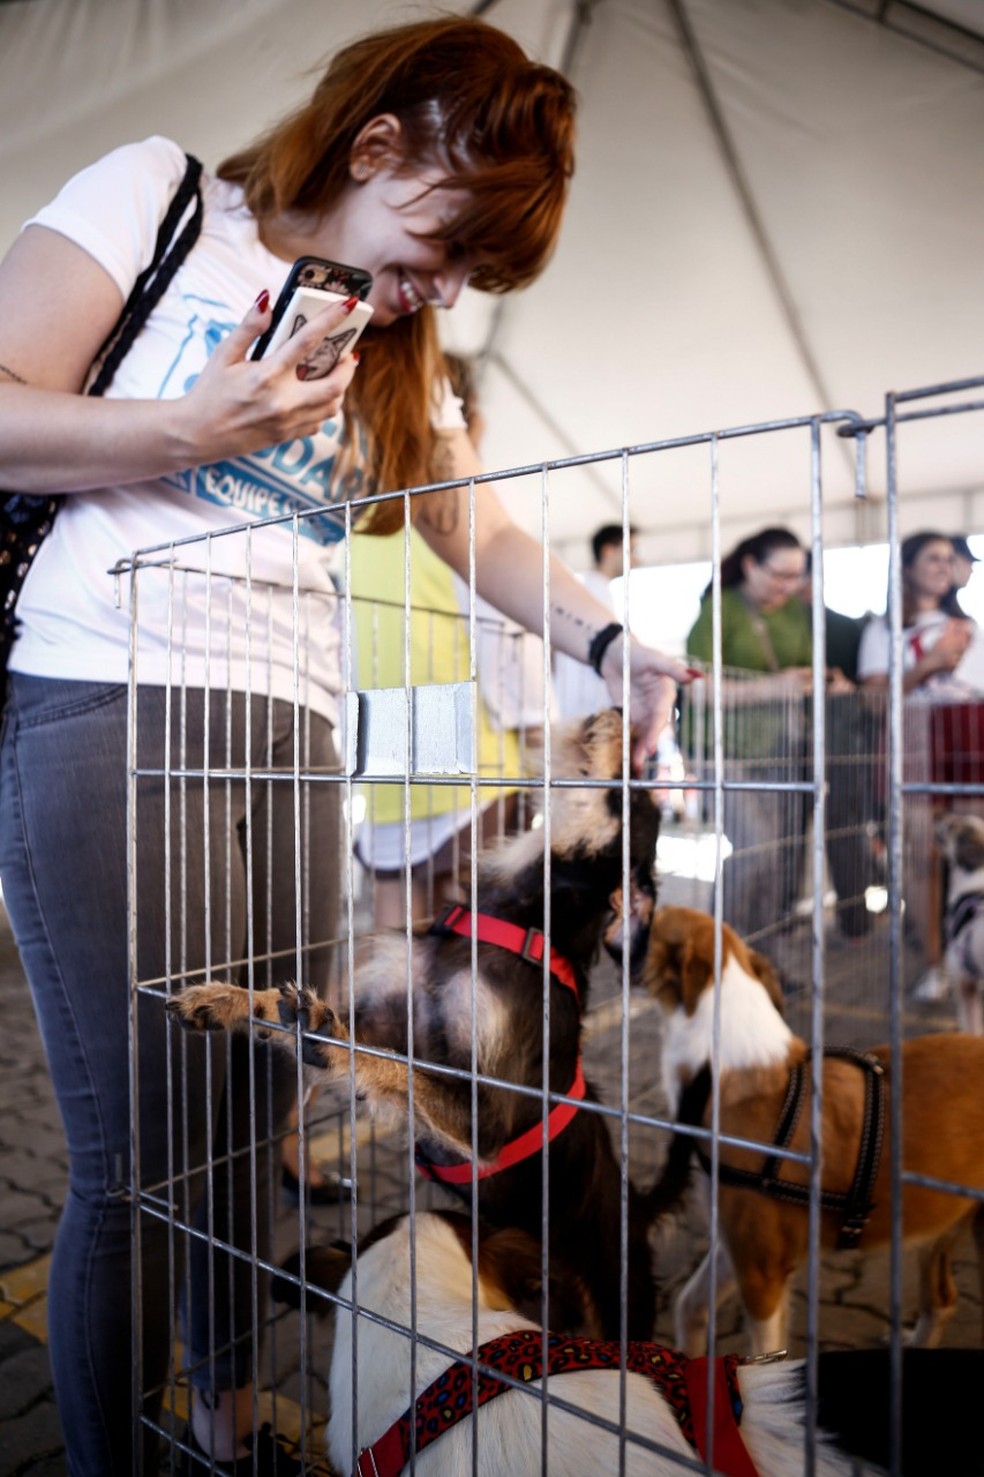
167,980,343,1059
167,709,672,1343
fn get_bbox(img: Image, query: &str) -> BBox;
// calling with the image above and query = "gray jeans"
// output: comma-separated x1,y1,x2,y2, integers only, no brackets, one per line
0,675,340,1476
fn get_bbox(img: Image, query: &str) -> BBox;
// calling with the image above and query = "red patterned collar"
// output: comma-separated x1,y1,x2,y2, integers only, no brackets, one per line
355,1329,758,1477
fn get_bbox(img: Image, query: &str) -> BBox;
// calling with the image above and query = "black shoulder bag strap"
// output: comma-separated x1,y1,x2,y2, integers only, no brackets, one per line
1,152,204,684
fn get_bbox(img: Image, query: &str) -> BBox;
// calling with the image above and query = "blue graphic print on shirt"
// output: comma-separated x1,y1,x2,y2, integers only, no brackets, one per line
155,299,367,546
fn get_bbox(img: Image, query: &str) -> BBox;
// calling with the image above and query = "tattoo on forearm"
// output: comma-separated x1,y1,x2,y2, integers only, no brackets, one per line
430,437,455,483
418,486,459,535
552,604,597,658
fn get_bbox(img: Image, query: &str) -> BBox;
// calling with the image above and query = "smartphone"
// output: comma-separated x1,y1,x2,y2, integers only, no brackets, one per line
250,255,374,378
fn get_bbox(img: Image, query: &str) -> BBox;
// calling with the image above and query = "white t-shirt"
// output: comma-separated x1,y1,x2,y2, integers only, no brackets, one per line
11,137,464,722
857,609,984,702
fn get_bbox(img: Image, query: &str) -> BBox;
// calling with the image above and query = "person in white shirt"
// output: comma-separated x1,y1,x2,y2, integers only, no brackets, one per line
858,531,984,997
0,18,692,1476
857,532,976,699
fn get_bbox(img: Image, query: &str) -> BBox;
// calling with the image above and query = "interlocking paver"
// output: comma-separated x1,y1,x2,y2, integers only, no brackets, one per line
2,879,979,1475
0,1342,58,1422
0,1400,65,1474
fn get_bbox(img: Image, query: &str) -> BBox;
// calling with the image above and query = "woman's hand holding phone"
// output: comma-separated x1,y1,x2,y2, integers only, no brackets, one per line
174,259,373,463
175,285,367,467
250,255,373,371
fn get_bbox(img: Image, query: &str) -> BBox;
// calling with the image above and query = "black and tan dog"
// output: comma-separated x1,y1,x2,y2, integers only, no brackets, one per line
168,709,663,1340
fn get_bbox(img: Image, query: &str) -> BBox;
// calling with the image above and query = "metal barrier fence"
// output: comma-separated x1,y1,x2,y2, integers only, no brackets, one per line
126,376,984,1474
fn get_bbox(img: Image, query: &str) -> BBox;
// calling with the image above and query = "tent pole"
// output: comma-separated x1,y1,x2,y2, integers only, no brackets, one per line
826,0,984,76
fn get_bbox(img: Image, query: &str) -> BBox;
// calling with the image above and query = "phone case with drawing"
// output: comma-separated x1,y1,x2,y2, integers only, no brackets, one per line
251,256,374,378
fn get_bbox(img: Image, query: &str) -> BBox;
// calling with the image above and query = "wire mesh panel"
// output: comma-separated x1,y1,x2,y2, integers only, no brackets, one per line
125,378,984,1476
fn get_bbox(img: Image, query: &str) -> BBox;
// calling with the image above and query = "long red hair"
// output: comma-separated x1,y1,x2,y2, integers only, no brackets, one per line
218,16,576,530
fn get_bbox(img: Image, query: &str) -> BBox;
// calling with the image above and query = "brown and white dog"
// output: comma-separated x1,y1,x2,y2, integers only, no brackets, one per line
168,710,663,1341
936,812,984,1035
625,905,984,1357
286,1208,980,1477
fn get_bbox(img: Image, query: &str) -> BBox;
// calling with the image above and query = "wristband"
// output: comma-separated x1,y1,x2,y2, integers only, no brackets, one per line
588,621,624,677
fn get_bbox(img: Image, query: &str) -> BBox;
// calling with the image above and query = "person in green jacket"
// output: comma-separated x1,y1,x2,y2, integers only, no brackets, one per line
686,526,812,942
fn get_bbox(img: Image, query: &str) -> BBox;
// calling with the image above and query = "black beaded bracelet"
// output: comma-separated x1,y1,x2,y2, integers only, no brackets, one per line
588,621,624,676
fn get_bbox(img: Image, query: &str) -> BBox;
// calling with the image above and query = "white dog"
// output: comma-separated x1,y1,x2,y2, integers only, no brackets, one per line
282,1209,957,1477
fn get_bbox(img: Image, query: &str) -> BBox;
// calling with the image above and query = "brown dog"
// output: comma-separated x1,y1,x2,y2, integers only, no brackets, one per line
627,904,984,1356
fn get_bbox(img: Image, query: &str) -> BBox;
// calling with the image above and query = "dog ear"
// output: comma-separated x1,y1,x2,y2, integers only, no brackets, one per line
680,938,712,1016
476,1226,544,1314
581,707,625,779
639,935,682,1006
270,1242,352,1312
477,1227,590,1334
748,948,786,1016
955,823,984,875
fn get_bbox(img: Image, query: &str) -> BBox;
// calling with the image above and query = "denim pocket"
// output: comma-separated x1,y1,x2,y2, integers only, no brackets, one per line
8,674,127,730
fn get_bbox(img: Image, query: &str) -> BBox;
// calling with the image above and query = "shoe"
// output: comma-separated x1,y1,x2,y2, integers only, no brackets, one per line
281,1162,351,1206
181,1421,303,1475
912,967,950,1003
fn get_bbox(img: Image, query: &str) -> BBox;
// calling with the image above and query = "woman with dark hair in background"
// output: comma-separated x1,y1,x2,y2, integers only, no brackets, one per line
0,17,692,1474
859,532,984,994
950,533,979,614
857,531,974,696
686,526,815,942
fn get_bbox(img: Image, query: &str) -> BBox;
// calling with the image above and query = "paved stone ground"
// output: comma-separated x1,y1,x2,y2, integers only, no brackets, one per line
0,906,68,1477
2,872,980,1475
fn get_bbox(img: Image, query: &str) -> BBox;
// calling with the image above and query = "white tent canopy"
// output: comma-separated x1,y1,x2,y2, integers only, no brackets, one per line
1,0,982,568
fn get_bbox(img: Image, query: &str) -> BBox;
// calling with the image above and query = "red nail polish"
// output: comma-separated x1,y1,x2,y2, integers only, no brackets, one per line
341,295,359,313
255,289,270,313
296,363,309,381
352,351,362,365
685,668,704,679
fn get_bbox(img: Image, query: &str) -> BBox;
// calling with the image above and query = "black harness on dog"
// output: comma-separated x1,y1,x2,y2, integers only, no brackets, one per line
691,1048,887,1251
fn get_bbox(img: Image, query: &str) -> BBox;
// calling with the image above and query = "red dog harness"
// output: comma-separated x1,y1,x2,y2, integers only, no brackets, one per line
430,902,580,998
416,905,585,1186
355,1330,759,1477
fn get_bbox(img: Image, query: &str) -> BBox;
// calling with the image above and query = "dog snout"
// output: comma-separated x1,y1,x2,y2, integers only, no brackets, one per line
604,881,655,971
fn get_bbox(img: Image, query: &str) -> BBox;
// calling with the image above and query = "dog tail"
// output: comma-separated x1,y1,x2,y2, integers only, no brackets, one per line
639,1065,711,1224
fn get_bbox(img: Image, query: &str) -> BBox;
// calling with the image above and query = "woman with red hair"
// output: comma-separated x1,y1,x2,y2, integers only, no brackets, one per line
0,17,691,1474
